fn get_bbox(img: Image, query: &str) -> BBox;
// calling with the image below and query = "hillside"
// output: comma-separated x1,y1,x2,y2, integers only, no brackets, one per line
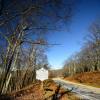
64,71,100,88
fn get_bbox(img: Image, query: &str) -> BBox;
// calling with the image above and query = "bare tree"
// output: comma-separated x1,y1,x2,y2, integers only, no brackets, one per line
63,18,100,77
0,0,76,94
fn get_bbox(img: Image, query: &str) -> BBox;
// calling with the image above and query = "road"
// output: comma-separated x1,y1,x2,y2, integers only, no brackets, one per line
53,78,100,100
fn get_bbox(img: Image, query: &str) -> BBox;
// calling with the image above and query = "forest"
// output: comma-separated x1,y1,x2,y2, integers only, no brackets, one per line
63,20,100,77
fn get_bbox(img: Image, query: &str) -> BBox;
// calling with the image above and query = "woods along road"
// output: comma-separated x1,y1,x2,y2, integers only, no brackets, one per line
53,78,100,100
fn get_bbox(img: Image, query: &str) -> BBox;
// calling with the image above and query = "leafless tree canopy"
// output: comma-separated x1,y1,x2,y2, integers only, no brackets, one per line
63,19,100,77
0,0,76,94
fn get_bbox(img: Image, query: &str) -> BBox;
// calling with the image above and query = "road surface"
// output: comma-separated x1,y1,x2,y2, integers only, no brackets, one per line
53,78,100,100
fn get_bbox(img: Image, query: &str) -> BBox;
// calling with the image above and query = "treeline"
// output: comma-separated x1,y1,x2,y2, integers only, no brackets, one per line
49,69,63,78
63,19,100,77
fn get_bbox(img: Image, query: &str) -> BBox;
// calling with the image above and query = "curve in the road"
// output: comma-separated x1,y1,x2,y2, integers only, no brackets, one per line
53,78,100,100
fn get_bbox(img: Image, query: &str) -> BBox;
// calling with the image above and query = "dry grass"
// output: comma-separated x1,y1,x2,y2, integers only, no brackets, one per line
65,71,100,88
43,79,81,100
0,79,81,100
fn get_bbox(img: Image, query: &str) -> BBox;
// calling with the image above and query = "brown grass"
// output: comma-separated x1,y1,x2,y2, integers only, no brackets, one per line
65,71,100,88
0,79,81,100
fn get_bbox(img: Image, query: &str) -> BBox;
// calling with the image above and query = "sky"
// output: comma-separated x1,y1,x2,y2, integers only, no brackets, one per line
46,0,100,69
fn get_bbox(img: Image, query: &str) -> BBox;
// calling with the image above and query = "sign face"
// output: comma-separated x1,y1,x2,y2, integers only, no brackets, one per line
36,68,48,81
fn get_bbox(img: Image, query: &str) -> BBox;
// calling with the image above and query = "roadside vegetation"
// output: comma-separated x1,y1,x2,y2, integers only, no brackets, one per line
64,71,100,88
0,79,81,100
63,19,100,77
0,0,76,95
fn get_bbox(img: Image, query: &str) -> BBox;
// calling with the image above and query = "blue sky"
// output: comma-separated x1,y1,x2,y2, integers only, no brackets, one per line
46,0,100,69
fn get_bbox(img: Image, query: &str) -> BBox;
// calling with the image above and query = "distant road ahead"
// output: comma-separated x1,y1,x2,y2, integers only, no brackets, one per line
53,78,100,100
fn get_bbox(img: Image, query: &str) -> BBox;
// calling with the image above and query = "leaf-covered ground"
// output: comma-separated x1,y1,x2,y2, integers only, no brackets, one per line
0,79,80,100
64,71,100,88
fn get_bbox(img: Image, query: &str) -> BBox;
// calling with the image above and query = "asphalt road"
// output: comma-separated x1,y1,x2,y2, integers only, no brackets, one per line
53,78,100,100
